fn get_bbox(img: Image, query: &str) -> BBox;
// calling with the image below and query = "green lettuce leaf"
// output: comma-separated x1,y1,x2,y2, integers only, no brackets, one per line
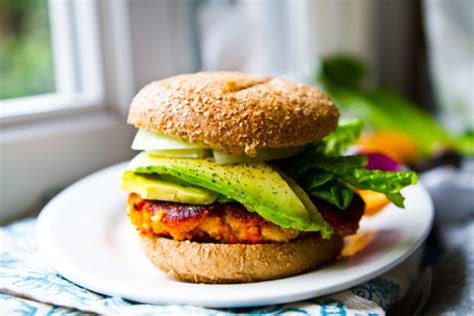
295,119,363,161
283,117,416,209
321,119,364,156
299,169,353,209
309,181,354,209
299,171,335,191
287,155,367,180
306,156,418,208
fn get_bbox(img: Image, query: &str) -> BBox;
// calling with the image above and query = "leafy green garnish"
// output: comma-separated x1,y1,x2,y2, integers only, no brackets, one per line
312,157,418,208
300,171,335,191
287,154,367,180
318,119,364,156
286,120,364,175
309,180,354,209
286,155,417,208
282,120,418,209
298,168,353,209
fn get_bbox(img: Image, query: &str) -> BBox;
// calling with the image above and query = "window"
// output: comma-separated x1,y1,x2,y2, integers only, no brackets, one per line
0,0,135,223
0,0,55,99
0,0,104,125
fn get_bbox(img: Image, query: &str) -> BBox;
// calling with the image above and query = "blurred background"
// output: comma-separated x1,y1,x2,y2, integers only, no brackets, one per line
0,0,473,222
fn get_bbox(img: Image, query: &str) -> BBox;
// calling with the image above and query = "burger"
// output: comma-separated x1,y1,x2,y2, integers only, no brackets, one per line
121,72,417,283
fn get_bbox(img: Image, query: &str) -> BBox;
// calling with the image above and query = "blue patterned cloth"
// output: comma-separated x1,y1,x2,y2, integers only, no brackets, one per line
0,219,419,316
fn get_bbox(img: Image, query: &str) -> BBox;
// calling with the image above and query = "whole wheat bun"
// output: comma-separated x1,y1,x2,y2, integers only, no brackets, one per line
141,235,343,284
128,72,339,156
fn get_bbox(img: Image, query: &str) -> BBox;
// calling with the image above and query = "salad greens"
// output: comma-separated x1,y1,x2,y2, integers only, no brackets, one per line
291,119,363,164
455,130,474,155
316,119,364,157
318,54,366,90
281,120,418,209
316,54,472,156
309,181,354,210
312,156,417,208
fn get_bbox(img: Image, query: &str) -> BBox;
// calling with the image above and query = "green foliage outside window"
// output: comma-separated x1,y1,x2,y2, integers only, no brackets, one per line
0,0,55,99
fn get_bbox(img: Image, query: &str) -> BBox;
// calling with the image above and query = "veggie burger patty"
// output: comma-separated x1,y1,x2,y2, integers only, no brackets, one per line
128,192,364,244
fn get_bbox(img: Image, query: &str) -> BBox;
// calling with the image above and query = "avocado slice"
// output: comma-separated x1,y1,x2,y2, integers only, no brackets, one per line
277,170,330,233
121,171,218,204
127,152,333,238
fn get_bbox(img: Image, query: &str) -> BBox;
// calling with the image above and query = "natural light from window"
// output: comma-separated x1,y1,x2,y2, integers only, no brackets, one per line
0,0,55,100
0,0,104,126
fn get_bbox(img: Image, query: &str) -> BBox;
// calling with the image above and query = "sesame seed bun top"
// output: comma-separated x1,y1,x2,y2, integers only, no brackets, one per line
127,71,339,156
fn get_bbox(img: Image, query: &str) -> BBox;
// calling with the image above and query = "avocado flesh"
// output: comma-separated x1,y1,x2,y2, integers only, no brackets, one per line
277,170,331,235
127,152,333,238
121,171,218,204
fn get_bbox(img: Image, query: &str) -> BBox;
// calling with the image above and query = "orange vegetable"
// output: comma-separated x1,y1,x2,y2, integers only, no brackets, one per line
357,189,390,216
341,231,377,258
358,130,418,163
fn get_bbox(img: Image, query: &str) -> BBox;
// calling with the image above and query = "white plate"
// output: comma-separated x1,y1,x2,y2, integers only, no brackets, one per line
37,162,433,308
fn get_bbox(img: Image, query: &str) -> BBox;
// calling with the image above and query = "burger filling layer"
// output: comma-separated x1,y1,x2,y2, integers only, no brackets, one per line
128,192,364,244
123,120,418,243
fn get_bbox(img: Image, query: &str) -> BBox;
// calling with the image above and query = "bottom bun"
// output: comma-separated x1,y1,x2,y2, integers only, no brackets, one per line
141,235,343,284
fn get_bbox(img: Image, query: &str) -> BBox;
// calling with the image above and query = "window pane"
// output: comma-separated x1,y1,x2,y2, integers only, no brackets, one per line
0,0,55,100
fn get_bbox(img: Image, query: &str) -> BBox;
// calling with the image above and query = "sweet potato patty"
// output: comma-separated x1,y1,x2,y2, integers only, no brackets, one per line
128,193,363,244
